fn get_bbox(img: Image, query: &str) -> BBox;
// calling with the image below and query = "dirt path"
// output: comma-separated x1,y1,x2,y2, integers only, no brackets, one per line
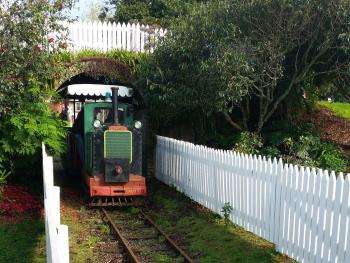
306,106,350,172
307,107,350,147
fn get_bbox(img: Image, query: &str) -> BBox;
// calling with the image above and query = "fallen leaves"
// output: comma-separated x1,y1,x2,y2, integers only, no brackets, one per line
0,184,42,223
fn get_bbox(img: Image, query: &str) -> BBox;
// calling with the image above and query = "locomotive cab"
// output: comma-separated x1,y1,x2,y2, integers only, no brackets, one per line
66,84,147,206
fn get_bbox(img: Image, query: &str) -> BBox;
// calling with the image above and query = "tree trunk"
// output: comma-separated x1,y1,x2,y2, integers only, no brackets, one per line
223,112,243,131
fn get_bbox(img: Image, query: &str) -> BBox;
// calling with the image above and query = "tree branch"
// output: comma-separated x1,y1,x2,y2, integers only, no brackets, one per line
223,112,243,131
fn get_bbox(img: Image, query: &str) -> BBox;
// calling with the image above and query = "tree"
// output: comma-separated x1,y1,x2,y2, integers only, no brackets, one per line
142,0,350,136
85,2,104,22
0,0,73,176
224,0,350,132
100,0,207,27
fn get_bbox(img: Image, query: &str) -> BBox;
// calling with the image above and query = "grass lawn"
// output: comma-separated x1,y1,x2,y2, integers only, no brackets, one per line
60,189,100,262
0,218,46,263
318,101,350,120
147,181,294,263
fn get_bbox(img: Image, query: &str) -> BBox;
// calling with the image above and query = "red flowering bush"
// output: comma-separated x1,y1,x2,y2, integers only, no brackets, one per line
0,1,73,183
0,185,42,223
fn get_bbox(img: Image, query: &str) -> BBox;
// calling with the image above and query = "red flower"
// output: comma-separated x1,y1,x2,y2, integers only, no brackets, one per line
48,37,55,43
7,74,13,81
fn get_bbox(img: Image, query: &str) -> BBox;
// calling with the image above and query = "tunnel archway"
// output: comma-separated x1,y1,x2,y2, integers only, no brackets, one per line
56,57,134,91
54,57,147,122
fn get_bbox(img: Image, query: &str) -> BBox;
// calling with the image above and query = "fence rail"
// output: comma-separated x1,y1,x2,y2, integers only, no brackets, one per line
155,136,350,263
42,144,69,263
64,21,166,52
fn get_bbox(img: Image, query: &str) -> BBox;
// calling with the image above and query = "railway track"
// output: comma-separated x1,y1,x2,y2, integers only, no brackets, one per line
101,208,195,263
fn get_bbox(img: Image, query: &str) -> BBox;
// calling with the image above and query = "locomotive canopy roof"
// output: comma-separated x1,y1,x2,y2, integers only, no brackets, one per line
64,84,133,98
60,83,147,108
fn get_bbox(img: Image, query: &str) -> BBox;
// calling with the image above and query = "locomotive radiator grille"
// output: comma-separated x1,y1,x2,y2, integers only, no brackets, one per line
104,130,132,162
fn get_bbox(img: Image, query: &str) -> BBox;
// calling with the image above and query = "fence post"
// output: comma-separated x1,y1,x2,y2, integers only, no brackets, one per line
42,143,69,263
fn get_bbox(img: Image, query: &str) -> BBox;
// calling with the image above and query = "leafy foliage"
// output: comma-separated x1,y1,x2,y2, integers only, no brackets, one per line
0,0,73,115
100,0,207,27
0,1,72,180
141,0,350,136
283,136,320,167
232,121,348,172
0,100,66,157
221,202,233,227
233,132,263,155
282,135,347,172
318,143,348,172
138,2,248,138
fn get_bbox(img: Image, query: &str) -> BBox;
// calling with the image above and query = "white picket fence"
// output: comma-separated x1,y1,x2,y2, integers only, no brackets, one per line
64,21,167,52
42,144,69,263
155,136,350,263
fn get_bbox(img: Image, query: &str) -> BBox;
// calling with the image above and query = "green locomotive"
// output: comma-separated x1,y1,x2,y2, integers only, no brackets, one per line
66,84,147,206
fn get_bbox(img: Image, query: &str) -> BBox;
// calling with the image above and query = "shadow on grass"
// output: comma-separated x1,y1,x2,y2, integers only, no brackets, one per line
147,178,294,263
0,218,46,263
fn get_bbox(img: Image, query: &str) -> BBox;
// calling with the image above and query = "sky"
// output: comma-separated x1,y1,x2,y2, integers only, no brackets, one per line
70,0,109,20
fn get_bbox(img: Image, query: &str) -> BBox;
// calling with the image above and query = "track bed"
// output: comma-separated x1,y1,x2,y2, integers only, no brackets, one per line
102,208,194,263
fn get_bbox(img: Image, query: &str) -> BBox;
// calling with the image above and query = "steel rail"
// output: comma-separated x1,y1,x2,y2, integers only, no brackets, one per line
101,208,141,263
102,208,195,263
141,211,195,263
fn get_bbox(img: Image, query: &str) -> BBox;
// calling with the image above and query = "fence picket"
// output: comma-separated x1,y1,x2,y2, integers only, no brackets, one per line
64,21,165,52
293,166,305,261
308,168,322,262
330,175,344,262
342,175,350,263
273,159,283,246
302,168,316,261
63,19,168,52
322,172,337,262
315,170,328,263
337,175,350,263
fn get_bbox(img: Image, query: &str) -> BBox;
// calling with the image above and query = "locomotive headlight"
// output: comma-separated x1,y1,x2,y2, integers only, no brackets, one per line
93,119,101,128
134,121,142,129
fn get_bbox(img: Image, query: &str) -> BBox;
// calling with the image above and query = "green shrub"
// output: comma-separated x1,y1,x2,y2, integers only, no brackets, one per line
281,134,347,173
0,101,66,156
317,143,347,173
260,146,281,159
221,202,233,227
233,132,263,155
0,0,71,183
235,126,348,173
283,135,319,167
